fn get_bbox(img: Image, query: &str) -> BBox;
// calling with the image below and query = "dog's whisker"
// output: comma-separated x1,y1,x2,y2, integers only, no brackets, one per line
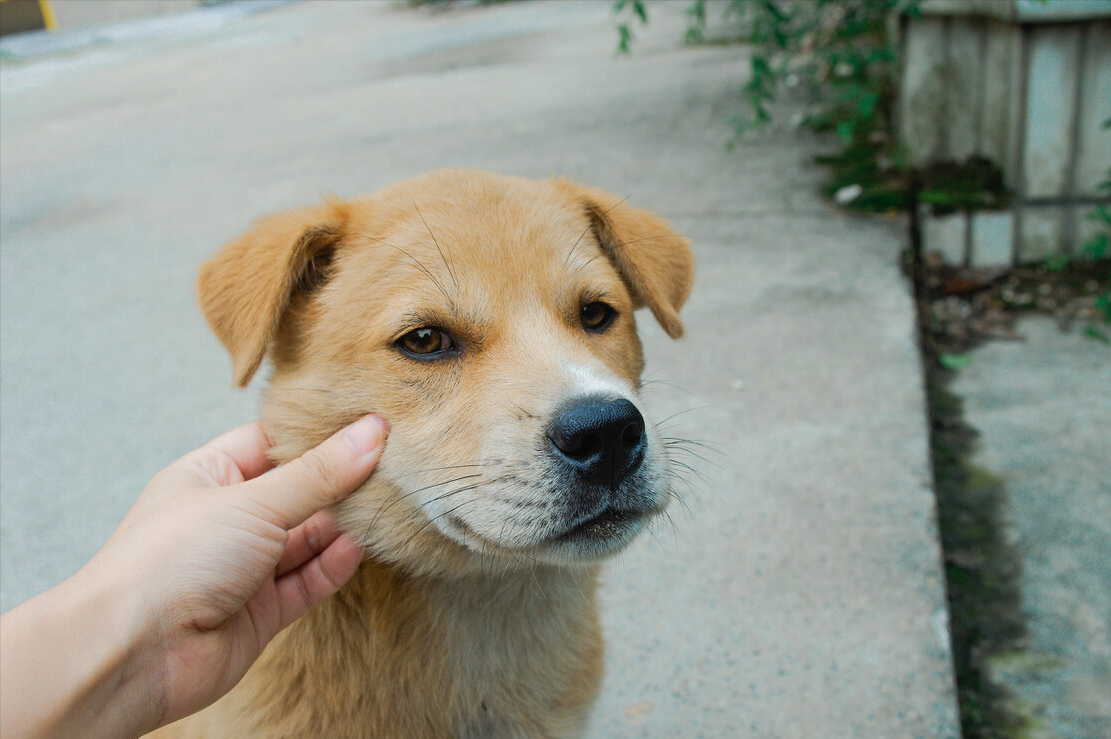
507,401,539,420
564,224,594,267
413,201,458,290
613,233,689,249
667,459,713,491
658,508,681,546
665,487,694,518
571,568,590,606
667,475,705,503
362,474,484,545
663,444,723,469
531,567,549,604
401,463,493,475
401,495,486,551
496,518,512,578
645,523,668,552
377,479,486,538
563,193,630,267
637,378,699,398
661,437,724,454
367,235,455,309
578,253,603,270
654,405,711,427
426,478,490,502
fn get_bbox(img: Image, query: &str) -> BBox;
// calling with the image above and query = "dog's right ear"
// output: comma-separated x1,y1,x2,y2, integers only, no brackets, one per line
198,200,351,387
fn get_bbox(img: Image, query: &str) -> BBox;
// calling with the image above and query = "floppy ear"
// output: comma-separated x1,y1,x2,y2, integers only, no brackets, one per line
554,180,694,338
198,199,351,387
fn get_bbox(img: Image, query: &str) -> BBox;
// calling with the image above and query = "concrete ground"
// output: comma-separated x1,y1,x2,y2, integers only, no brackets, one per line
952,317,1111,739
0,2,959,736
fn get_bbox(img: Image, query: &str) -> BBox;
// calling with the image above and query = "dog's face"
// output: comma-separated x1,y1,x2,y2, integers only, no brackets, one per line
199,170,693,575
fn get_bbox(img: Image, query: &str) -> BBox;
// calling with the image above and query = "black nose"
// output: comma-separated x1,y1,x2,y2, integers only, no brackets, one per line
547,397,646,489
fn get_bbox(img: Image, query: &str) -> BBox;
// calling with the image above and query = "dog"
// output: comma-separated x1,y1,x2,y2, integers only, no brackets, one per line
151,169,693,738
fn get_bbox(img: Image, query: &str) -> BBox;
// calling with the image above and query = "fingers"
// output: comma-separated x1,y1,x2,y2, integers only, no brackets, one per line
240,414,387,530
171,422,277,490
273,534,364,629
277,511,344,577
201,421,277,482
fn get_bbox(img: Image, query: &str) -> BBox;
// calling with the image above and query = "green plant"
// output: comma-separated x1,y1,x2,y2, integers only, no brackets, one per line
1081,164,1111,262
613,1,1108,348
406,0,515,7
614,0,649,54
616,0,927,212
616,0,913,142
1078,152,1111,341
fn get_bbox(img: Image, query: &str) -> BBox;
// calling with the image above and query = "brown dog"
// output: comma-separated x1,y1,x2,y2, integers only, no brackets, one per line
151,169,693,738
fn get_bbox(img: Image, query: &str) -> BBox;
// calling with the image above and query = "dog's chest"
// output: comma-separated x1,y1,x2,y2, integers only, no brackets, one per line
222,565,603,739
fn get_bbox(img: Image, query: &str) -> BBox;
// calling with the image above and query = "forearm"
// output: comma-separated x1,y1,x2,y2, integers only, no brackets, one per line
0,567,163,739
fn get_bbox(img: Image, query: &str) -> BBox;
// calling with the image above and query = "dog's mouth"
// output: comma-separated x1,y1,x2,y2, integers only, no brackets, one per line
553,505,646,544
445,502,653,561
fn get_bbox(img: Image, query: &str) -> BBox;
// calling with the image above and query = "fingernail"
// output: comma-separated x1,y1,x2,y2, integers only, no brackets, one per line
344,414,387,457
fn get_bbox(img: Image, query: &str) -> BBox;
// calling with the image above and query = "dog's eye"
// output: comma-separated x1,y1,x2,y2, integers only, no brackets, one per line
398,327,455,357
580,301,616,333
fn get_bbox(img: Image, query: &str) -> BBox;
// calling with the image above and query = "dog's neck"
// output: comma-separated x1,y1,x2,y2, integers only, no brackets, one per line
339,554,602,631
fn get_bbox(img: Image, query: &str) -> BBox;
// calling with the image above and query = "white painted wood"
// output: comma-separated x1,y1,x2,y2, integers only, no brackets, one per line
920,0,1111,23
923,211,968,265
948,19,985,161
1019,207,1066,261
900,17,948,166
1074,22,1111,197
971,211,1015,266
1022,26,1082,198
980,21,1019,181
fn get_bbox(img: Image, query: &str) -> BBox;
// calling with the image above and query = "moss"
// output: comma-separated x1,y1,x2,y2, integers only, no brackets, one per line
999,697,1050,739
918,157,1011,215
820,146,1011,215
989,651,1065,674
927,368,1032,739
818,142,911,213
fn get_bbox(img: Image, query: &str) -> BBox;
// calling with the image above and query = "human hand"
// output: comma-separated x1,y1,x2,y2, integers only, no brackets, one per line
0,414,386,739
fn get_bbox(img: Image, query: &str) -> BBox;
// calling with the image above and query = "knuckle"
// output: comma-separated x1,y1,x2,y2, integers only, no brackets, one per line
303,516,323,553
294,570,316,609
298,449,343,496
318,561,345,593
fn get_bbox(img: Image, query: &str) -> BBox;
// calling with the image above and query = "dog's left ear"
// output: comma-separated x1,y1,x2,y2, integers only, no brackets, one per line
554,180,694,338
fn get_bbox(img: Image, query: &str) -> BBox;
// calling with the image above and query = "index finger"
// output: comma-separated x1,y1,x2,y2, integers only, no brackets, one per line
239,414,387,530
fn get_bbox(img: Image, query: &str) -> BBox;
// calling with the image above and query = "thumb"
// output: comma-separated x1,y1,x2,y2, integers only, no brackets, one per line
240,414,387,530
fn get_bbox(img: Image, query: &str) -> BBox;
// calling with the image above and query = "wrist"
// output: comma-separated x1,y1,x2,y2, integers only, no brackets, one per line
0,564,166,739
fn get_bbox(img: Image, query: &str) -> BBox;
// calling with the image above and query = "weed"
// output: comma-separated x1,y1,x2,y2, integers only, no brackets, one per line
616,0,913,152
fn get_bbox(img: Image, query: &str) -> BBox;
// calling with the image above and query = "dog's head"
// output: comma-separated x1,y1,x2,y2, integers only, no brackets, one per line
198,170,693,574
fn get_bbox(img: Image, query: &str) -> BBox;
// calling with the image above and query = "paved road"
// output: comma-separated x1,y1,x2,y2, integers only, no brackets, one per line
952,317,1111,739
0,2,959,736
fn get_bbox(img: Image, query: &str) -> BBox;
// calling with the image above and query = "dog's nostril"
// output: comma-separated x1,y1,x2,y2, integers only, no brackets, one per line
620,418,644,450
555,431,601,460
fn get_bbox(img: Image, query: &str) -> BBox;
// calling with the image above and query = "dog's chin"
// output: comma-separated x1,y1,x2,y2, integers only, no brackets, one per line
534,506,653,563
442,505,656,566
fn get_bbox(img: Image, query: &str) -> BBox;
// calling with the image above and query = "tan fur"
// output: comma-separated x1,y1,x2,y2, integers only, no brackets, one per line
152,170,692,738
